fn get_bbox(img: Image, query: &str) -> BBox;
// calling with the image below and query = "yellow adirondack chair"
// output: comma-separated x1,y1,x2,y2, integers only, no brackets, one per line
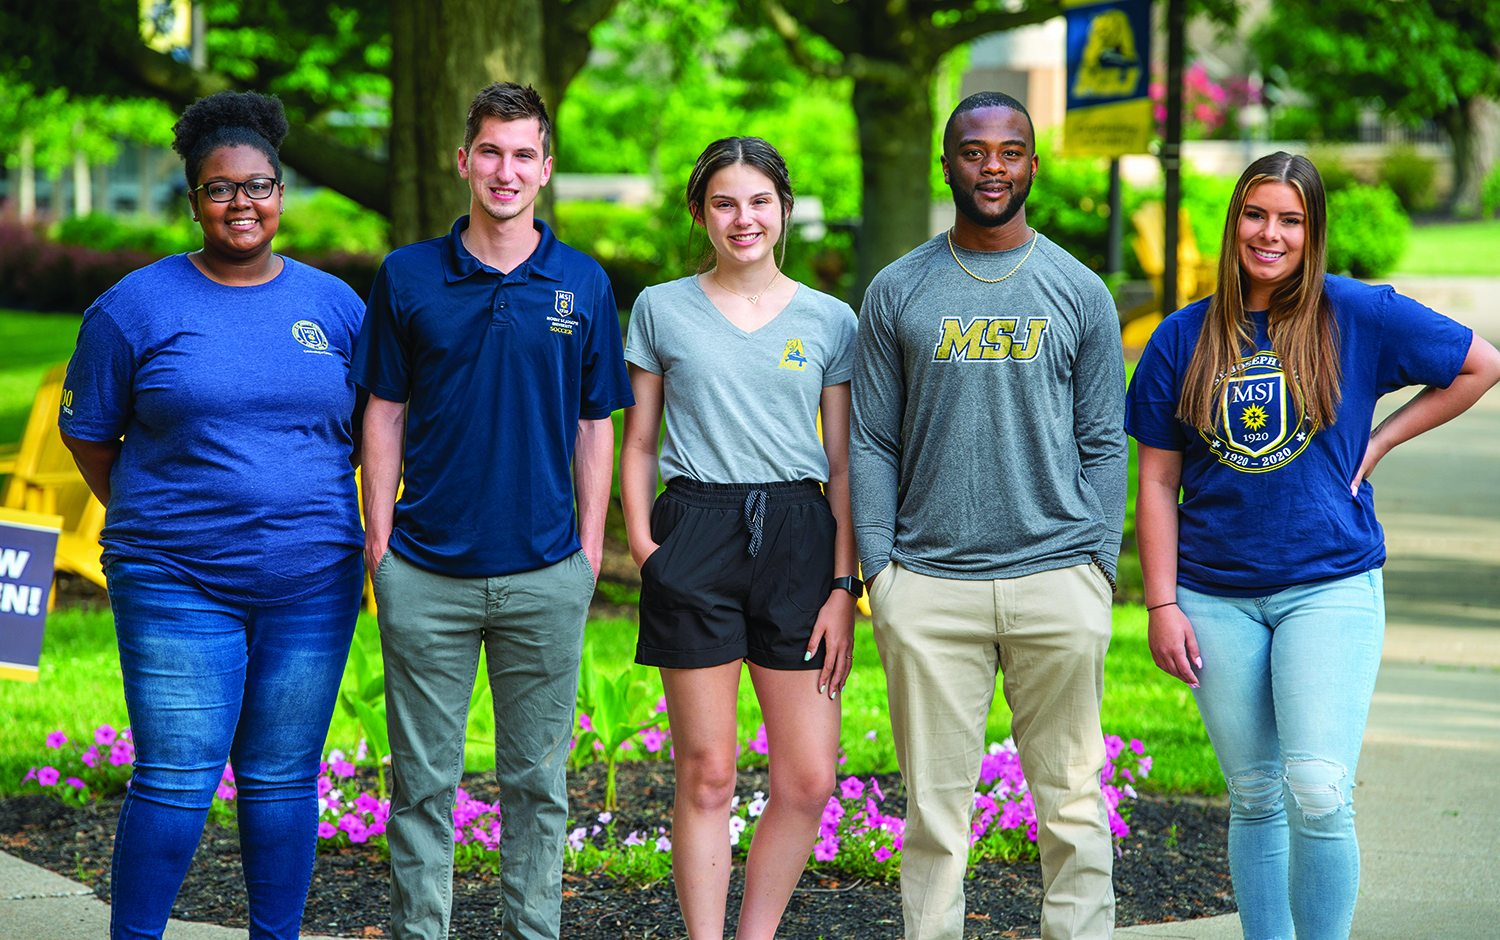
0,363,108,597
1130,202,1218,311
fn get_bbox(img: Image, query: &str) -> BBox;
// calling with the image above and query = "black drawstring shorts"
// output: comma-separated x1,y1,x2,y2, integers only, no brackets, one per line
635,478,837,671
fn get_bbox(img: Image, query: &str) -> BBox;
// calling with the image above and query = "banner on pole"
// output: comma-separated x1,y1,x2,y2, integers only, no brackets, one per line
1062,0,1153,157
0,507,63,683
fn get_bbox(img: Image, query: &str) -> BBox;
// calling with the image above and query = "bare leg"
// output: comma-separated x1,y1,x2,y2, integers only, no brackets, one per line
735,663,841,940
662,661,745,940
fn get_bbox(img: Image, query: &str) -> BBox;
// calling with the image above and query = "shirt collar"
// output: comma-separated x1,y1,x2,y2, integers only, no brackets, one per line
440,215,565,284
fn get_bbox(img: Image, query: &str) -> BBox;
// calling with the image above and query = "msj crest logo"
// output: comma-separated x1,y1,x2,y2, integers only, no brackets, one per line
1200,351,1314,472
292,320,329,352
555,291,575,316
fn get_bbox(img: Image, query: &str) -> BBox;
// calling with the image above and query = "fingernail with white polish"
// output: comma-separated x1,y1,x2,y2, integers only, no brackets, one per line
819,684,826,694
804,650,813,661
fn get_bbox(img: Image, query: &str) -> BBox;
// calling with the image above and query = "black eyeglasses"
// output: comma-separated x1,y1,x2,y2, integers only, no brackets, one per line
190,178,280,203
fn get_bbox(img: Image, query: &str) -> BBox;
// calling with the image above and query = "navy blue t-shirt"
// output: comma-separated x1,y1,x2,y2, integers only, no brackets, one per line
1125,275,1471,596
351,217,633,577
60,254,365,604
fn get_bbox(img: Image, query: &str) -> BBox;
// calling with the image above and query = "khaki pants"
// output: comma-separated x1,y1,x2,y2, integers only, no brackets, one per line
871,562,1115,940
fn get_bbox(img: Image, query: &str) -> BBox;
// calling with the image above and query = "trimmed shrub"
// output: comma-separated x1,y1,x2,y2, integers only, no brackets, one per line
1483,162,1500,219
1377,144,1438,215
0,221,381,312
0,223,157,313
1326,184,1409,278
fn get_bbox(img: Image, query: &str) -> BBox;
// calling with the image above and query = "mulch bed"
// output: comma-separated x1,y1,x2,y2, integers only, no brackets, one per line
0,760,1233,939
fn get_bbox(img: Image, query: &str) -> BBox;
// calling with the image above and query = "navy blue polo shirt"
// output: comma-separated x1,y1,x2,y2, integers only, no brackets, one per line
352,217,633,577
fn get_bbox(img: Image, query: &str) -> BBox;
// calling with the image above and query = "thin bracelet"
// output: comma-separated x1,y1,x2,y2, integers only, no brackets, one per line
1146,601,1177,611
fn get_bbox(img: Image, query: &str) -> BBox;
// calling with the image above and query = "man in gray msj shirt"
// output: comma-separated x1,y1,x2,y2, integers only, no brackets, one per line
850,92,1126,940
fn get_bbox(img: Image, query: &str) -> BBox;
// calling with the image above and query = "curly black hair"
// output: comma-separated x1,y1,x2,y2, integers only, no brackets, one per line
171,91,290,188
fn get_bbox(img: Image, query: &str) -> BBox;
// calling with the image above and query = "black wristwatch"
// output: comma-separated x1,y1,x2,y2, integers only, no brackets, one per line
832,575,865,599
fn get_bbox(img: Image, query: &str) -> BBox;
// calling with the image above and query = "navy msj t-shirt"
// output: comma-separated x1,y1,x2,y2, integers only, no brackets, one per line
1125,275,1471,597
60,254,365,604
351,218,633,578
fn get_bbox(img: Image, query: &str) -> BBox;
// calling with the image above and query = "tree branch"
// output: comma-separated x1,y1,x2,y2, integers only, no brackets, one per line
924,2,1068,49
760,0,912,86
106,42,391,216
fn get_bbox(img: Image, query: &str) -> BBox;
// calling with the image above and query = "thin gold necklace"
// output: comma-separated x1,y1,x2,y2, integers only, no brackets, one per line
947,229,1037,283
713,268,780,304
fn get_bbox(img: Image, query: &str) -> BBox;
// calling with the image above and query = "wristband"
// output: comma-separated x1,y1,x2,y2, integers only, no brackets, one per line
1146,601,1177,611
832,575,864,599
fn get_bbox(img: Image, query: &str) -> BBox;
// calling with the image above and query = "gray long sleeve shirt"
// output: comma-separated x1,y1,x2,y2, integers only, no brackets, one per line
849,231,1127,584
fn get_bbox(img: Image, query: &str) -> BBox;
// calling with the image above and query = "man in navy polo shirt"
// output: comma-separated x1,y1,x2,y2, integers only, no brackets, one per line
352,82,632,940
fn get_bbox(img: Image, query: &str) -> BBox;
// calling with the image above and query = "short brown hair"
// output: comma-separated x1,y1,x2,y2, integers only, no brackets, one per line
465,82,551,155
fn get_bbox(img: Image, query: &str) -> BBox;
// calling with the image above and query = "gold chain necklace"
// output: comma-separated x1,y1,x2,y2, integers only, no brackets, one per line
713,268,780,304
947,229,1037,283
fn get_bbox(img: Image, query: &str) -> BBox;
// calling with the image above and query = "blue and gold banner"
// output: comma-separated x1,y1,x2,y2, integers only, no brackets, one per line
0,508,62,683
1062,0,1152,157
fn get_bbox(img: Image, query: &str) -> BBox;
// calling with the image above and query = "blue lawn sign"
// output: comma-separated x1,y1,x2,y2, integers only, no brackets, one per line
0,507,63,683
1062,0,1153,157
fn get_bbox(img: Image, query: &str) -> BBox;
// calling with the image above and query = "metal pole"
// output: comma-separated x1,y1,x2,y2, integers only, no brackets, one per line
1107,158,1123,275
1162,0,1184,316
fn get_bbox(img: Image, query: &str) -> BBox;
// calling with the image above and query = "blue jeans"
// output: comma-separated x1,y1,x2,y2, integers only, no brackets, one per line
106,556,361,940
1178,569,1385,940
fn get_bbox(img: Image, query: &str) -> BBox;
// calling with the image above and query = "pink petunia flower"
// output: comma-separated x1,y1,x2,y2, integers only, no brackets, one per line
318,821,337,839
622,830,645,847
45,731,67,749
37,766,60,786
94,725,117,747
748,724,769,756
81,746,99,769
640,728,668,753
65,777,86,790
839,776,864,800
812,834,839,861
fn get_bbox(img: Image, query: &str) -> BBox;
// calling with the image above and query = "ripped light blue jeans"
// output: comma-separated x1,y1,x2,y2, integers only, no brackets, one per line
1178,569,1384,940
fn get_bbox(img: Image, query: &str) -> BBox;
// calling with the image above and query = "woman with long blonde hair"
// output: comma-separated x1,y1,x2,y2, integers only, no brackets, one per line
1125,151,1500,939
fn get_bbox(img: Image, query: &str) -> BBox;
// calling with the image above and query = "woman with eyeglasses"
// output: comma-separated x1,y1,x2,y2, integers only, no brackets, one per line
59,91,365,939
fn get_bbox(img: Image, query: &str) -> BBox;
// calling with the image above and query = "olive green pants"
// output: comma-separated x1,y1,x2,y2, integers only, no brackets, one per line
871,561,1115,940
373,548,594,940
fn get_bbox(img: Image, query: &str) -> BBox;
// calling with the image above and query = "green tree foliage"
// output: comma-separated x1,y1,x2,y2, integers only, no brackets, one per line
1254,0,1500,217
557,0,860,220
0,0,622,243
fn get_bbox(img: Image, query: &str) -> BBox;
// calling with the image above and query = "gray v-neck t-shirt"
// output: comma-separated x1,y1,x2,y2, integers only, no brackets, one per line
625,275,857,485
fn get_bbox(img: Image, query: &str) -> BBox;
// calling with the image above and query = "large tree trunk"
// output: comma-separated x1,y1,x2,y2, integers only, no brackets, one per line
852,77,936,307
1443,96,1500,218
389,0,545,247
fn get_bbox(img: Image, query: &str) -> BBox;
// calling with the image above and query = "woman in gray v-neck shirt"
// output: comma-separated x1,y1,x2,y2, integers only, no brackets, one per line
620,136,860,940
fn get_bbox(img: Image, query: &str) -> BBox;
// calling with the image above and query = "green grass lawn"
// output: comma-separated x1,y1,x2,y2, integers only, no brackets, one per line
0,604,1220,796
0,311,81,442
1395,218,1500,276
0,308,1214,796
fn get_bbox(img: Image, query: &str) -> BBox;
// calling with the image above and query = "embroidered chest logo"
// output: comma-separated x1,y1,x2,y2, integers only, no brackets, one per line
549,291,579,336
292,320,332,354
779,338,809,371
1201,350,1315,472
932,317,1050,362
